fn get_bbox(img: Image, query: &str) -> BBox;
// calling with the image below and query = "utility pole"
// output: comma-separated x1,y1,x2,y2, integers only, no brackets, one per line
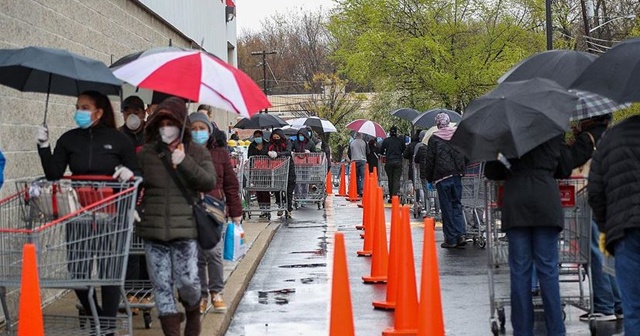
251,50,277,113
545,0,553,50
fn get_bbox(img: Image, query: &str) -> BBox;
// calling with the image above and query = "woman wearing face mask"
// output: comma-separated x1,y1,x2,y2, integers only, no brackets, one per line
35,90,139,333
188,113,242,314
136,98,216,336
268,129,296,217
248,130,270,217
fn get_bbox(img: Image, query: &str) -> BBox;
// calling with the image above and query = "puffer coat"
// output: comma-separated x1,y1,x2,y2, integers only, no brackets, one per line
137,142,216,242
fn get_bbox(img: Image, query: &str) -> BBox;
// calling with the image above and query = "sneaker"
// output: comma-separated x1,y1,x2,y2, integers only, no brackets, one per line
441,242,458,248
199,297,209,314
615,310,624,320
211,292,227,313
579,312,617,322
456,236,467,247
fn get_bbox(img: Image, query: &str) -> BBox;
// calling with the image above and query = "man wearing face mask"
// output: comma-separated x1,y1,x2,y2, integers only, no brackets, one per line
268,129,296,217
120,96,146,151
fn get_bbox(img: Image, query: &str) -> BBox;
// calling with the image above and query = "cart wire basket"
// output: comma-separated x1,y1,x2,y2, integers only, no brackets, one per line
0,176,141,335
292,152,327,209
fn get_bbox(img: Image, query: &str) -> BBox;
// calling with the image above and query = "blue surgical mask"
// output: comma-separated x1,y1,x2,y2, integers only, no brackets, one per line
74,110,93,129
254,137,263,144
298,135,305,141
192,130,209,145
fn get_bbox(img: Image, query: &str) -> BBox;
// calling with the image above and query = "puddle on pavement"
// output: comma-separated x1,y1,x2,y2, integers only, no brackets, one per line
257,288,296,305
278,263,326,268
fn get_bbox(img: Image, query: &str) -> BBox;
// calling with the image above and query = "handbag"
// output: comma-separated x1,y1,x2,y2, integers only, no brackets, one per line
157,148,225,250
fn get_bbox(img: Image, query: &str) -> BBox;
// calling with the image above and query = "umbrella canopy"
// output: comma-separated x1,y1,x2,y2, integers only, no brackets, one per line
570,89,631,121
345,119,386,138
0,46,122,122
499,50,597,88
570,37,640,103
413,108,462,128
281,125,300,136
288,117,337,133
111,47,270,117
233,113,288,129
390,108,421,122
449,78,578,163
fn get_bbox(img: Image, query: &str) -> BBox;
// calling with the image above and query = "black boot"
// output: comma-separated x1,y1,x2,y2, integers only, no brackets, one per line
159,313,184,336
184,304,202,336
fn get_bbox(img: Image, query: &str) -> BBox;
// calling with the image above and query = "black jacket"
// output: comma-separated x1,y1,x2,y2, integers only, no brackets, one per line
366,142,379,172
38,123,139,180
292,133,316,153
421,135,465,183
119,126,145,149
588,116,640,254
248,141,268,157
485,136,572,231
380,136,406,162
268,129,296,182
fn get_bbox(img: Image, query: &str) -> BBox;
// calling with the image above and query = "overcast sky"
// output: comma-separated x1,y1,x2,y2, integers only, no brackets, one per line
236,0,336,34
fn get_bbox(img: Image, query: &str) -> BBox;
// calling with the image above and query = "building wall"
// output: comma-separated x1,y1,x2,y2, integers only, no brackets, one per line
0,0,238,195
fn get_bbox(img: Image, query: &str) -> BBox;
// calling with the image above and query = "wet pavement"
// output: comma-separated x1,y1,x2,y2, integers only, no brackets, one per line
226,195,624,335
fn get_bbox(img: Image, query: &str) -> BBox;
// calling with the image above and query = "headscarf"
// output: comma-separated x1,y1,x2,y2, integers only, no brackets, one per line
435,113,451,129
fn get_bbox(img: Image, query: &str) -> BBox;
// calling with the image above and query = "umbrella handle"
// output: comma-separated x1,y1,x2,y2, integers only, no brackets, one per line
43,73,52,124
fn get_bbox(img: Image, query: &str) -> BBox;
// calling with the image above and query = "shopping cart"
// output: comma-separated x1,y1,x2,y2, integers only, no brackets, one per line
243,156,290,219
292,153,328,209
485,178,593,335
0,176,141,335
461,163,486,248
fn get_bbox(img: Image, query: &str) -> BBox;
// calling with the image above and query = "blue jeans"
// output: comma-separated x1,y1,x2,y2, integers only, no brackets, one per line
436,176,465,245
355,160,366,195
590,221,621,315
507,227,565,336
614,229,640,336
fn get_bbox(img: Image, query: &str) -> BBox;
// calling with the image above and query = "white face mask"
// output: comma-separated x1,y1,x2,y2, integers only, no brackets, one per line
159,126,180,144
125,114,141,131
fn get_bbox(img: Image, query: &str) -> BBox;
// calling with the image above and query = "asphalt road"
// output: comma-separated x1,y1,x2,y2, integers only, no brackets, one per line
226,195,624,336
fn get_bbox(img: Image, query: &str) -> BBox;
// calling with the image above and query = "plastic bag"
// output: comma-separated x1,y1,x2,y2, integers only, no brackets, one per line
223,222,246,261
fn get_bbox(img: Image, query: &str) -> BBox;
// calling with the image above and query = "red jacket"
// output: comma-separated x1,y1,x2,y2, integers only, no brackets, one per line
207,147,242,218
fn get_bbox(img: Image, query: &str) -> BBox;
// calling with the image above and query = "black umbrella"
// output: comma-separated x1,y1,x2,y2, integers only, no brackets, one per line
233,112,288,129
499,50,597,88
570,37,640,103
449,78,578,163
0,46,122,123
390,108,421,122
412,108,462,128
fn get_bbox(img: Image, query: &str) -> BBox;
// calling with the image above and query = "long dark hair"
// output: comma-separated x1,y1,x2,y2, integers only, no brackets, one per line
80,90,116,129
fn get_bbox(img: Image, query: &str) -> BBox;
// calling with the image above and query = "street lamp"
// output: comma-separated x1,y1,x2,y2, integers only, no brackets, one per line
589,15,636,33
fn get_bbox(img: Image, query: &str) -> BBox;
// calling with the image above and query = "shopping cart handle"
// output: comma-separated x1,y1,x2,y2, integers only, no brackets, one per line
65,175,137,182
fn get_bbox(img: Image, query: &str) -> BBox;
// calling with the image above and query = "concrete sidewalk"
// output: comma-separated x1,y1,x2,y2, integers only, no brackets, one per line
41,219,279,335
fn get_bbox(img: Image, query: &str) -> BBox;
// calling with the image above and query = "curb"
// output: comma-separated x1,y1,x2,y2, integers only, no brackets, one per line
202,222,281,336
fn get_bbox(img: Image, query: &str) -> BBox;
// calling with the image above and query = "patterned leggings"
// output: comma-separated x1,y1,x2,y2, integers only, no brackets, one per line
145,239,201,316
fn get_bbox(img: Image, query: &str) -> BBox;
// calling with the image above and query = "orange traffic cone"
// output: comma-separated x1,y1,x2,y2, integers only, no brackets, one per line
357,176,375,256
326,171,333,195
373,196,401,309
337,163,348,197
382,206,419,335
356,173,370,229
346,161,361,202
417,217,445,336
356,171,371,210
18,244,44,336
329,232,356,336
363,186,388,284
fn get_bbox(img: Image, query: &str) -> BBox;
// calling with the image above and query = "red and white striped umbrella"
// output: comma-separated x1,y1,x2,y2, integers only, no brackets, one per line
345,119,386,138
111,47,270,117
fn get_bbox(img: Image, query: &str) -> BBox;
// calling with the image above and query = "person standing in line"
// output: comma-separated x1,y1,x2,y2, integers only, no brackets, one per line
136,97,216,336
563,114,623,322
380,126,405,201
267,129,295,217
119,95,150,314
485,134,572,336
588,115,640,335
247,130,270,217
189,113,242,314
366,138,379,174
348,132,368,197
36,90,139,333
421,113,467,248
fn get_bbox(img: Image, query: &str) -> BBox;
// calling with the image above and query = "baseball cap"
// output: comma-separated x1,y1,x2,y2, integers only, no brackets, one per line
121,96,145,111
